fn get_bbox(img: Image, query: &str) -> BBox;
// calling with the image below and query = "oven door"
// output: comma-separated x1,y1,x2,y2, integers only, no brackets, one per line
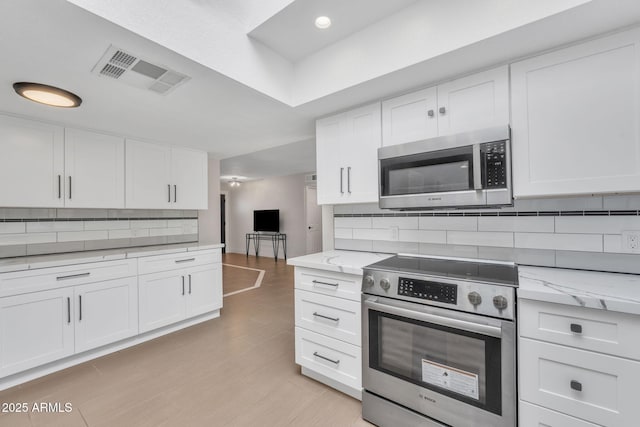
362,295,516,427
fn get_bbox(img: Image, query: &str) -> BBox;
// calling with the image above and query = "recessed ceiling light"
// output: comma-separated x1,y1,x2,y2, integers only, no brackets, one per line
315,16,331,29
13,82,82,108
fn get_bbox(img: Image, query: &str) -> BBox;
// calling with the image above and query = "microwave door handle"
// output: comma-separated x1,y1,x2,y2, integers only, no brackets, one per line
365,299,502,338
472,144,482,190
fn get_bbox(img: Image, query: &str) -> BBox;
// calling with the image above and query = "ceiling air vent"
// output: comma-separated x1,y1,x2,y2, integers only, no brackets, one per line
92,45,190,95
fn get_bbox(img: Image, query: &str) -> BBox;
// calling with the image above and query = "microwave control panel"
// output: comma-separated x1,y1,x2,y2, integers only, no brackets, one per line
481,141,507,189
397,277,457,304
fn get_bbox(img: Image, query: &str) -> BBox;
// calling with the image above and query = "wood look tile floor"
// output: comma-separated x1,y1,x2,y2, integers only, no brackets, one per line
0,253,372,427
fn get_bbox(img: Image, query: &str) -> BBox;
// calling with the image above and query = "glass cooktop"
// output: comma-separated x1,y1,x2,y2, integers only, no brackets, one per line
364,254,518,286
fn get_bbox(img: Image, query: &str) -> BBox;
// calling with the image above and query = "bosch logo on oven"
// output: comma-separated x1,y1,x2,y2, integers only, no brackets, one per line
419,393,436,404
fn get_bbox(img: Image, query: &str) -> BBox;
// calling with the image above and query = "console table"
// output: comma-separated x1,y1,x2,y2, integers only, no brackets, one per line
245,232,287,261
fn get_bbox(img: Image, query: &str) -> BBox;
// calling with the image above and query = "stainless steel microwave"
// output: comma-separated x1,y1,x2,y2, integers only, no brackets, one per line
378,126,512,210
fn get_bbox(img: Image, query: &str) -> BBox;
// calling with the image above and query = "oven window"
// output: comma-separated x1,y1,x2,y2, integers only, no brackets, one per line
380,147,474,196
369,310,502,415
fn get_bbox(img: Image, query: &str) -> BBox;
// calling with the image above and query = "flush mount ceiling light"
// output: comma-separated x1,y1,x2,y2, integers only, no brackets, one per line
229,177,241,187
13,82,82,108
315,16,331,29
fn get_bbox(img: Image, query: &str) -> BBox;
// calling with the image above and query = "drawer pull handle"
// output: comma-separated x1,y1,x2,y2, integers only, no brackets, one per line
313,312,340,322
56,272,90,281
570,323,582,334
570,380,582,392
313,352,340,365
312,280,339,287
175,258,196,263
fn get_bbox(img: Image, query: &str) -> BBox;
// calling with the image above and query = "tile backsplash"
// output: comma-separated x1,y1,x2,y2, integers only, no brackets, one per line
333,195,640,274
0,208,198,258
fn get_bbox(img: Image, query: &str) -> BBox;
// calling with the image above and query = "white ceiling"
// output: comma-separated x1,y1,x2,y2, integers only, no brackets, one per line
248,0,418,62
2,0,640,171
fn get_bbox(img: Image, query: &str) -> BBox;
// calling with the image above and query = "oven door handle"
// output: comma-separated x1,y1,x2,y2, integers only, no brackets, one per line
365,299,502,338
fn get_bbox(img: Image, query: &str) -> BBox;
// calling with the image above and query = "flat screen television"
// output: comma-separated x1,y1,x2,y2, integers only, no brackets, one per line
253,209,280,233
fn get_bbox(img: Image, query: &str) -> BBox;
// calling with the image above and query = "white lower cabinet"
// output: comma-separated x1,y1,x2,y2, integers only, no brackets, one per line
293,267,362,400
519,297,640,427
138,249,223,333
74,278,138,353
0,288,74,377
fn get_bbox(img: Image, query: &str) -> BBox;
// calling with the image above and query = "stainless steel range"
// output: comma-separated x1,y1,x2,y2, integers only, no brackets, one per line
361,254,517,427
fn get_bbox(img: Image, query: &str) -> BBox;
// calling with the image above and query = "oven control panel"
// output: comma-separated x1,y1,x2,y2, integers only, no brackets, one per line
397,277,457,304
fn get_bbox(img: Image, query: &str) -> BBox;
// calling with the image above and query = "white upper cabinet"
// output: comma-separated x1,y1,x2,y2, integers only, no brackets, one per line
64,129,125,208
381,66,509,146
316,102,381,205
511,28,640,198
0,115,64,207
126,139,172,209
437,66,509,136
382,87,438,146
171,146,208,210
126,139,208,210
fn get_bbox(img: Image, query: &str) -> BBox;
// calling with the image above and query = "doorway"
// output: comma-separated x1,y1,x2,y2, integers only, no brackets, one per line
304,186,322,254
220,192,229,254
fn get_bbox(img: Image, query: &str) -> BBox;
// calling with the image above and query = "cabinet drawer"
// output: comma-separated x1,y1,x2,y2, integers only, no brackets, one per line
520,338,640,426
0,259,137,297
137,250,220,275
519,299,640,359
295,327,361,391
295,268,361,302
295,289,360,346
519,401,599,427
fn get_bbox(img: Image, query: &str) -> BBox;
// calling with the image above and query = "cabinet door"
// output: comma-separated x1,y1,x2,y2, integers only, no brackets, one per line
138,270,186,332
512,29,640,198
185,264,222,318
74,277,138,353
437,65,509,136
0,288,74,377
382,87,438,146
316,113,346,205
125,139,172,209
342,102,381,204
171,146,208,210
64,128,125,208
0,114,64,207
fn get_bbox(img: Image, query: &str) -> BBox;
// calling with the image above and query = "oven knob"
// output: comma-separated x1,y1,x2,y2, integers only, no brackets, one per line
363,275,375,288
379,278,391,291
468,291,482,306
493,295,508,310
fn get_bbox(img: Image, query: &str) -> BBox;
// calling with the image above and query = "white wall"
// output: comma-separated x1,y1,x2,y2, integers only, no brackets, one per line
198,158,222,244
222,173,307,258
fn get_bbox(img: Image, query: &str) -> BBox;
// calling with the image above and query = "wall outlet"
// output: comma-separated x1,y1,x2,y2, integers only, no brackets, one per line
622,230,640,253
390,226,399,241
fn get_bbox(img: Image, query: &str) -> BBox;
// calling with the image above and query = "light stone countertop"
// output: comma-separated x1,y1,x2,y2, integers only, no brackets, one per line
518,265,640,315
0,242,224,274
287,250,393,276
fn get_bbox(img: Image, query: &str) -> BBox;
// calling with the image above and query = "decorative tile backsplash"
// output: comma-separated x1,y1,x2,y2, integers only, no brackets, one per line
0,208,198,258
333,195,640,274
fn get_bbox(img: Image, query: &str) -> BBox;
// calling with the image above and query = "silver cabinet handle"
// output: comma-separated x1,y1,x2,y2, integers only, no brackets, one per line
174,184,177,203
427,109,434,117
570,380,582,392
56,272,90,281
181,276,185,295
78,295,82,321
313,352,340,365
175,258,195,264
168,184,171,203
67,297,71,324
347,167,351,194
68,176,72,199
312,279,339,287
339,167,344,194
313,312,339,322
58,175,62,199
439,106,446,114
188,274,192,294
